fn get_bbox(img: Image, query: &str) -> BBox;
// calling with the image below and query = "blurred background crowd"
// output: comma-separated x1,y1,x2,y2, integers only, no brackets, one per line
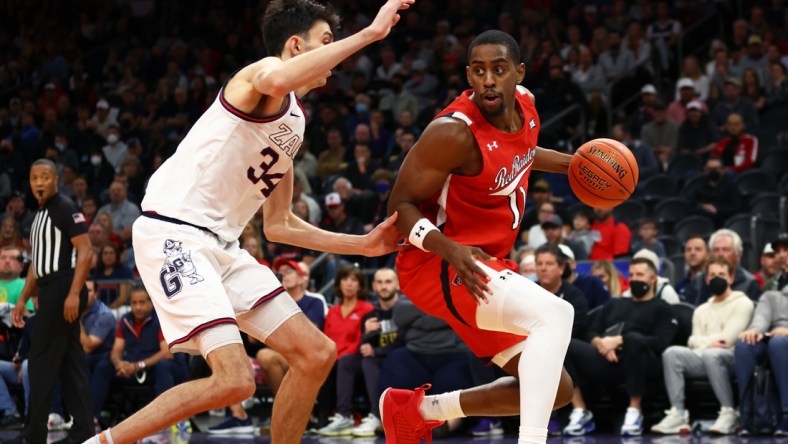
0,0,787,439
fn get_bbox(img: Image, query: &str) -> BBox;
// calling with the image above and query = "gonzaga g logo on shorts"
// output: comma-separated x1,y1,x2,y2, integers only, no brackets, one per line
159,239,204,298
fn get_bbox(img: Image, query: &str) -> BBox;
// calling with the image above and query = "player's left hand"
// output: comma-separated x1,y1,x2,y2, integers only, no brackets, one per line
363,212,404,256
64,292,80,323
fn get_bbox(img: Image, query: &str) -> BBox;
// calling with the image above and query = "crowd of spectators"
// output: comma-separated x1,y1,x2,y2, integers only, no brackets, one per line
0,0,786,439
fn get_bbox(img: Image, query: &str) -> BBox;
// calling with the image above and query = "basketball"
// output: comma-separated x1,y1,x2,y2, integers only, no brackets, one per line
568,138,639,209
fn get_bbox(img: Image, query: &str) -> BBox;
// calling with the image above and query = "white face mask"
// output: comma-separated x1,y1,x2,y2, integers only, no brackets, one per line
107,133,119,145
91,155,102,166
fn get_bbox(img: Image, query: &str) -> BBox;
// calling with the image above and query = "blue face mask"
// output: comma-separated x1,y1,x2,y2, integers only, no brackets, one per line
375,182,391,194
355,103,369,114
525,273,538,282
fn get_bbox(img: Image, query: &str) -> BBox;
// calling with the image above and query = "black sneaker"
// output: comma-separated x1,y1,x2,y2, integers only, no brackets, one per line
0,413,23,429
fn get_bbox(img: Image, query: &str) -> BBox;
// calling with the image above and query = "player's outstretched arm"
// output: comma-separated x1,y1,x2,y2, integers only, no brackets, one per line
388,118,495,303
263,168,402,257
252,0,414,99
533,147,572,174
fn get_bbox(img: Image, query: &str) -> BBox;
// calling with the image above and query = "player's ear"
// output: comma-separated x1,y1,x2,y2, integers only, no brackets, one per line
516,63,526,83
287,36,303,56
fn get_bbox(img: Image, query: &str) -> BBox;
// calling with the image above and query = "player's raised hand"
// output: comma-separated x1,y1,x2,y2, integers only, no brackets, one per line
444,243,495,305
366,0,415,42
363,211,404,256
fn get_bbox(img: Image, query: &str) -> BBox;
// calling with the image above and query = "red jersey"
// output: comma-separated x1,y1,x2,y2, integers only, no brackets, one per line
402,87,540,261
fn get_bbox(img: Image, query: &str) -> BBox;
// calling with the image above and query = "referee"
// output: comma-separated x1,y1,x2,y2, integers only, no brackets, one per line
11,159,94,444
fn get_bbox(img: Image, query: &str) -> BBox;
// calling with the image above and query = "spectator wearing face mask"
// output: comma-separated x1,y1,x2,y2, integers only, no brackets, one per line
690,157,742,228
652,257,753,435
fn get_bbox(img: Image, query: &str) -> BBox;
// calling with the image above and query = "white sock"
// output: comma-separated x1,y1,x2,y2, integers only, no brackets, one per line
418,390,466,421
83,429,114,444
518,426,547,444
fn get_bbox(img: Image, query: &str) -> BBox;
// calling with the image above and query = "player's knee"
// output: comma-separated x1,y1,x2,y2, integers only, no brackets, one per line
212,371,256,402
545,296,574,328
299,335,336,375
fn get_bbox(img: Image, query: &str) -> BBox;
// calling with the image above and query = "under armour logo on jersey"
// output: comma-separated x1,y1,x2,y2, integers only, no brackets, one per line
415,226,426,237
529,118,536,130
487,141,498,151
499,270,514,281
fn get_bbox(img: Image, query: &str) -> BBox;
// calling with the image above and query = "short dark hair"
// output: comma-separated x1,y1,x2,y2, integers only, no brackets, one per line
630,257,658,275
262,0,340,56
31,158,57,172
467,30,521,65
535,243,571,279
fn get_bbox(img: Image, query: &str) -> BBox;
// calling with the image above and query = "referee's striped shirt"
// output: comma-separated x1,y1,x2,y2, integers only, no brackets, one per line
30,193,88,282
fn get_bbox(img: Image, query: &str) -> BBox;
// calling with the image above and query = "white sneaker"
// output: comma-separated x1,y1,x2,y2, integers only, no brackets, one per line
47,413,72,431
208,408,225,417
651,407,691,434
621,407,643,436
708,407,739,435
563,408,595,436
317,414,354,436
351,413,381,437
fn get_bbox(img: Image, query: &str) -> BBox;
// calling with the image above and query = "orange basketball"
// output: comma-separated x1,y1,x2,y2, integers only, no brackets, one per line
568,138,639,209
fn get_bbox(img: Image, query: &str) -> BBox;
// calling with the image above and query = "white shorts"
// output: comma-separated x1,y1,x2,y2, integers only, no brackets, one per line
132,215,300,355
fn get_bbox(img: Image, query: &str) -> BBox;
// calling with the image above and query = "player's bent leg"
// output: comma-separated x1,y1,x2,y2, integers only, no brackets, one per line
87,339,254,444
255,347,289,394
241,310,336,444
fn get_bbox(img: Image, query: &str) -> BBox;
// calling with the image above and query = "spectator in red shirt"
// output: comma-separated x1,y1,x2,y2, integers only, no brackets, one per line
589,208,632,260
711,112,759,172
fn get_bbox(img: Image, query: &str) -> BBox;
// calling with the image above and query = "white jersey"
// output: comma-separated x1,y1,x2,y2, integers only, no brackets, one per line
142,85,305,243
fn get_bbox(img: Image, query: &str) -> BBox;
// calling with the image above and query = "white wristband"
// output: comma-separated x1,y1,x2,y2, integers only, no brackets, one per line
409,218,439,252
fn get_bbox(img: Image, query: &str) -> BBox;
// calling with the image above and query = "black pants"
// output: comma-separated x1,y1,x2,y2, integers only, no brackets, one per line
565,334,662,400
25,274,93,443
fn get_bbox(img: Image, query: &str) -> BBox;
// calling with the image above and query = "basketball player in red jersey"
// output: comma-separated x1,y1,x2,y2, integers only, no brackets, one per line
381,30,575,444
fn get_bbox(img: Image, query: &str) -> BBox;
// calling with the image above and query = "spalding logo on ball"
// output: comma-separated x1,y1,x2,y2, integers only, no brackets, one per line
568,138,639,209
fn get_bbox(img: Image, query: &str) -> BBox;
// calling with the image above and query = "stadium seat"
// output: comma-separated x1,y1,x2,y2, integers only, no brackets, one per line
661,256,677,285
754,216,782,256
734,168,776,199
674,215,715,243
613,198,647,228
658,234,683,257
667,154,702,182
653,197,691,232
635,174,679,202
750,192,781,218
780,174,788,195
670,254,686,280
723,213,753,243
681,174,708,198
759,149,788,180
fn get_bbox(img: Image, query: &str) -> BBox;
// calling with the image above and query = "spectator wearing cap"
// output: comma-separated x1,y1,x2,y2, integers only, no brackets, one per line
764,233,788,292
404,59,438,108
667,77,707,124
626,84,658,139
677,99,720,158
754,243,781,290
737,34,768,82
622,249,680,304
542,214,587,261
641,99,679,171
712,77,760,130
91,99,118,137
558,243,611,310
676,55,710,101
611,124,660,181
711,112,758,173
320,191,365,269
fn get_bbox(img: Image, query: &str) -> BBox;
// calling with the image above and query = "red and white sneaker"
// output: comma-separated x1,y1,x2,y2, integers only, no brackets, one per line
380,384,445,444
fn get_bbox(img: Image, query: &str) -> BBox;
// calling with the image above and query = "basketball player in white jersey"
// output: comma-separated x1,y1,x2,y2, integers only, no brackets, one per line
83,1,413,443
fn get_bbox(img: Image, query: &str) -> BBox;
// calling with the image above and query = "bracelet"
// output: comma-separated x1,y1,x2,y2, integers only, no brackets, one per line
408,218,439,252
137,361,146,370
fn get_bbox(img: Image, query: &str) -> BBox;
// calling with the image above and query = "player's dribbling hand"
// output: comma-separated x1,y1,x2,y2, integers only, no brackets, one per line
366,0,415,41
445,243,495,305
363,212,404,256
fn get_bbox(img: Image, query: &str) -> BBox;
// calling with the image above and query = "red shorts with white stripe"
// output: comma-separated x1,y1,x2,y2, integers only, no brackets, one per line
396,249,526,363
